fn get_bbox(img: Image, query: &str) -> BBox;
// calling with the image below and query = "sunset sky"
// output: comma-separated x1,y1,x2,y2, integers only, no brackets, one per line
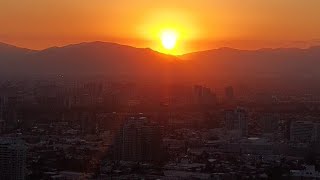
1,0,320,54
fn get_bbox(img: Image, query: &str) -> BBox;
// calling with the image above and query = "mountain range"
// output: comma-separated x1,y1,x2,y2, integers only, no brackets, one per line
1,41,320,85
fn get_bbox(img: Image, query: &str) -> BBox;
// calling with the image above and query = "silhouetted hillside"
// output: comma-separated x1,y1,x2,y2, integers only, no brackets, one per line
0,42,181,80
0,42,36,76
1,41,320,86
0,42,34,56
181,47,320,83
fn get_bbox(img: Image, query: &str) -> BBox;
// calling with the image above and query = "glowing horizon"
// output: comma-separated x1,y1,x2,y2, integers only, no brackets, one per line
1,0,320,54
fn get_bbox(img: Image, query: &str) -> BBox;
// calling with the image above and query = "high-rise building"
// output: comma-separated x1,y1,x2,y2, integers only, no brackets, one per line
0,120,6,134
290,121,320,143
0,95,23,129
113,116,162,162
0,138,26,180
79,112,96,134
259,113,279,134
225,86,234,100
225,107,248,137
193,85,217,106
0,96,7,121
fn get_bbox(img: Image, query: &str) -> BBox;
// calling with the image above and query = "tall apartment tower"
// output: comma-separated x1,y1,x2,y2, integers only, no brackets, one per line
225,86,234,100
290,121,320,143
0,138,27,180
225,107,249,137
0,96,7,121
113,116,162,162
259,113,279,135
193,85,217,106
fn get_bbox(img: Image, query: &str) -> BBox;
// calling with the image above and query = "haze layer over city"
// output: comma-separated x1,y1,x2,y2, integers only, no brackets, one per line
1,0,320,179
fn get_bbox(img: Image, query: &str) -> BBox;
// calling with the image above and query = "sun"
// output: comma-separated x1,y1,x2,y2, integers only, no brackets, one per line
160,30,177,50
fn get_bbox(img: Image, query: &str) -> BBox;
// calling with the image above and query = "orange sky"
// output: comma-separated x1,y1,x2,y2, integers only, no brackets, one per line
1,0,320,54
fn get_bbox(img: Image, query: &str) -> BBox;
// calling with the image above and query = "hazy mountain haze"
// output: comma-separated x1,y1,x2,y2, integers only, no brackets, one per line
1,41,320,86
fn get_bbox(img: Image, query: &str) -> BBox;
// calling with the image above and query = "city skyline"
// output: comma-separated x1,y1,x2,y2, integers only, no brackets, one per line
2,1,320,179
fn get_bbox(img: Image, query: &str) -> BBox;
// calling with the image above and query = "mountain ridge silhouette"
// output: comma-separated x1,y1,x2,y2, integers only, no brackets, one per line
1,41,320,84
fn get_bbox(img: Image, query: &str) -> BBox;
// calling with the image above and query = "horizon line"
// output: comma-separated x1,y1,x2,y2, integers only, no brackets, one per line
1,40,320,56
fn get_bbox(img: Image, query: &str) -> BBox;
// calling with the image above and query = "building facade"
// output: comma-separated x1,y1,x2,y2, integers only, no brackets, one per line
225,107,248,137
113,116,162,162
0,138,26,180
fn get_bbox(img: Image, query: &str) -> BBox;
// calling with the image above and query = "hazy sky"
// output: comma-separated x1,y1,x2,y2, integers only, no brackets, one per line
1,0,320,54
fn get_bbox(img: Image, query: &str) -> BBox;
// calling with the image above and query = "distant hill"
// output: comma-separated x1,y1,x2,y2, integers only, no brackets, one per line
0,42,36,77
0,41,183,80
181,46,320,84
1,41,320,86
0,42,34,55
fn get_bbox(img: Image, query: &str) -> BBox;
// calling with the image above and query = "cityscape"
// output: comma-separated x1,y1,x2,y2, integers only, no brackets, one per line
1,78,320,179
1,0,320,179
